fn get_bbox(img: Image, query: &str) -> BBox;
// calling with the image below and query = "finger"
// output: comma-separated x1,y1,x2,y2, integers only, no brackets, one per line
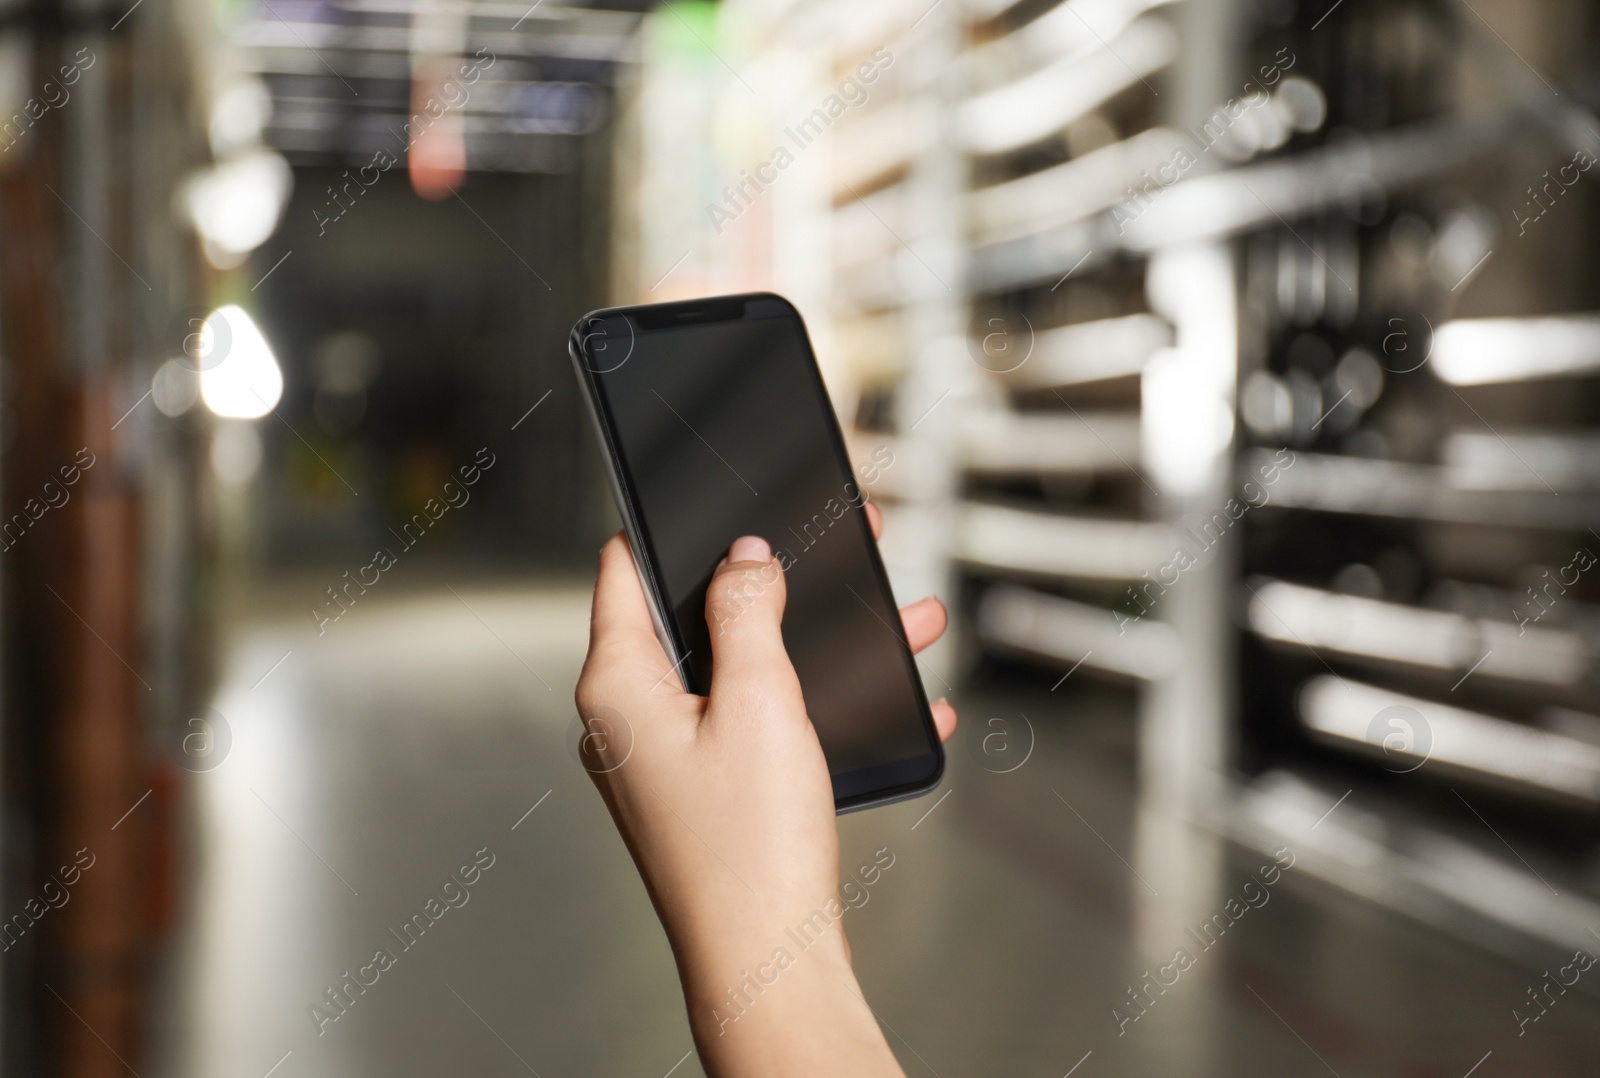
899,596,948,655
704,535,802,706
584,532,668,675
931,697,958,744
865,501,883,541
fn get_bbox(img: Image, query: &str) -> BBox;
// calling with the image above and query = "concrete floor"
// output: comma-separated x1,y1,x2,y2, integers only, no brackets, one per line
151,579,1600,1078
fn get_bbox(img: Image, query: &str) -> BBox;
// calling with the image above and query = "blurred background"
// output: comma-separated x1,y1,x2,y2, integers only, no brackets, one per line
3,0,1600,1074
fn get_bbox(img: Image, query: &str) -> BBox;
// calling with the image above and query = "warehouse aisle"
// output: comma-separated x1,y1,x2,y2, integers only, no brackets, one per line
149,580,694,1078
149,580,1600,1078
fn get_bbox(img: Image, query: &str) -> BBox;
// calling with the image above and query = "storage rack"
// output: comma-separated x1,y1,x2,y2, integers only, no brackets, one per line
1222,2,1600,964
621,0,1600,970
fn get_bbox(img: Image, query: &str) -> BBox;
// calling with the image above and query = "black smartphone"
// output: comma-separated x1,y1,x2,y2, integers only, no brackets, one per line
568,292,944,813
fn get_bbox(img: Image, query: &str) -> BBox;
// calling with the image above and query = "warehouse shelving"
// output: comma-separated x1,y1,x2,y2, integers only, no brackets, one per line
622,0,1600,974
1216,0,1600,971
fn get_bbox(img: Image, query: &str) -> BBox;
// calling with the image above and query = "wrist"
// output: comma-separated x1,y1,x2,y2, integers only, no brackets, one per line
683,935,898,1077
676,899,852,1010
680,922,853,1016
661,877,853,980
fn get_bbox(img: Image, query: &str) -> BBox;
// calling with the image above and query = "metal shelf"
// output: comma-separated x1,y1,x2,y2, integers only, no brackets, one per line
956,502,1169,579
1241,450,1600,530
1245,578,1593,690
977,582,1179,680
1296,675,1600,805
1227,769,1600,983
960,408,1140,474
957,15,1179,155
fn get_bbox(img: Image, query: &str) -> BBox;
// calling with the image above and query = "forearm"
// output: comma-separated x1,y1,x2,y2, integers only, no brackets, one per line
678,930,905,1078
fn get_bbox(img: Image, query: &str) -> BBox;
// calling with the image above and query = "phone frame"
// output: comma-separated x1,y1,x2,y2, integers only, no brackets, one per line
567,292,945,814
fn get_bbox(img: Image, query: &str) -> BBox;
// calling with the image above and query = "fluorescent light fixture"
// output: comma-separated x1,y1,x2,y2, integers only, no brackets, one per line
200,306,283,420
1299,675,1600,803
1432,315,1600,385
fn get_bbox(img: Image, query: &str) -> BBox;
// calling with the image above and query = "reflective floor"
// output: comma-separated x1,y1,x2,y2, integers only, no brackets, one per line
151,579,1600,1078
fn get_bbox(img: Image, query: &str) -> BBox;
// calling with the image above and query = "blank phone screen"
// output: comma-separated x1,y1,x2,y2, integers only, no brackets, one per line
582,296,938,801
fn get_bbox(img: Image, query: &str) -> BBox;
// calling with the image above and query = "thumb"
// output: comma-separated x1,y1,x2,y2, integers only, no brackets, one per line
704,535,799,702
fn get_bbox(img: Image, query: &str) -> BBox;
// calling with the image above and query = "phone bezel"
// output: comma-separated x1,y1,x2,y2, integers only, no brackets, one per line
567,292,945,814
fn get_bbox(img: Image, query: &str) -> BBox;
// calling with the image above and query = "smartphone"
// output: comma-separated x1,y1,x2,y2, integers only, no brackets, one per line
568,293,944,813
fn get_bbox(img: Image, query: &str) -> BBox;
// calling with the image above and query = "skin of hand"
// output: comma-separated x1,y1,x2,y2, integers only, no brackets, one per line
574,503,956,1077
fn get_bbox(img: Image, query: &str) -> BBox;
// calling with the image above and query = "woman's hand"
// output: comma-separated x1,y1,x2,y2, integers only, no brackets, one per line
573,504,954,1077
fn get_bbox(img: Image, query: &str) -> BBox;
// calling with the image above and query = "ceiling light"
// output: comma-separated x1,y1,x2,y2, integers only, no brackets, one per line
200,305,283,420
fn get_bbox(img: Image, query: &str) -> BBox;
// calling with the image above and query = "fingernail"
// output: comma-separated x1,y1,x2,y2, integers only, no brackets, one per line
933,697,948,707
728,535,770,563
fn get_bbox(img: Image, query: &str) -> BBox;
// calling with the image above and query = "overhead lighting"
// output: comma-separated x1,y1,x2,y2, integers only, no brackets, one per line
1433,314,1600,385
182,150,293,268
200,306,283,420
209,78,273,159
